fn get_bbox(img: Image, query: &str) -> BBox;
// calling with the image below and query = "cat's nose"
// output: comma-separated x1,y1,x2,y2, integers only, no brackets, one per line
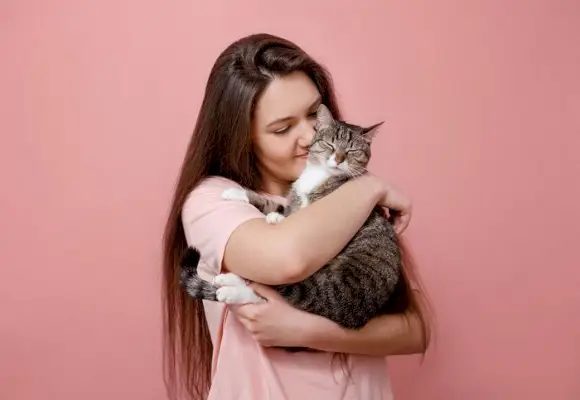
335,151,346,164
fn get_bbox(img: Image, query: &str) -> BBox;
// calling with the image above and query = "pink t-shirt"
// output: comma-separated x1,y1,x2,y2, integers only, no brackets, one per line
181,176,393,400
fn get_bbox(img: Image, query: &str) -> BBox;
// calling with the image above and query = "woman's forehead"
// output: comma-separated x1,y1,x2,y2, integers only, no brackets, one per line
254,72,320,125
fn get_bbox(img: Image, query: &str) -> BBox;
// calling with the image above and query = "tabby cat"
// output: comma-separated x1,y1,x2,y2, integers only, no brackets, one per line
180,104,402,330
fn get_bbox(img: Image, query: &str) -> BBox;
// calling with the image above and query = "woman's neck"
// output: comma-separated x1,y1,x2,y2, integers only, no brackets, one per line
259,175,290,197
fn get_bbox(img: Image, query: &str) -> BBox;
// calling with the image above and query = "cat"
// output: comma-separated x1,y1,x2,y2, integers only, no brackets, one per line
180,104,402,330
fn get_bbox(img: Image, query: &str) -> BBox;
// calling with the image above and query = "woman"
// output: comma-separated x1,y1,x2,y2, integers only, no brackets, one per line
162,33,430,400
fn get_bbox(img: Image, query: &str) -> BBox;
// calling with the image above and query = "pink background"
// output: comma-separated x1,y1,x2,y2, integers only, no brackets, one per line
1,1,579,399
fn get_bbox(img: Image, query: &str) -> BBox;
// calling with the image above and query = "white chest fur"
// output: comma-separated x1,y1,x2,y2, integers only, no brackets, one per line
292,163,331,207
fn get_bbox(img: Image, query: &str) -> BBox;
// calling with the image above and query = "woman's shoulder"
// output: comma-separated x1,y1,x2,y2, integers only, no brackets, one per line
196,175,244,192
181,176,265,255
181,175,265,228
180,176,265,277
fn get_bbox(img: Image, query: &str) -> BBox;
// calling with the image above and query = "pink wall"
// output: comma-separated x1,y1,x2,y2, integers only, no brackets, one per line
1,1,579,399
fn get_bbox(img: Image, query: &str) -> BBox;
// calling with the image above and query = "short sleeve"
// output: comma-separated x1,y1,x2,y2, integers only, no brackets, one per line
181,176,265,279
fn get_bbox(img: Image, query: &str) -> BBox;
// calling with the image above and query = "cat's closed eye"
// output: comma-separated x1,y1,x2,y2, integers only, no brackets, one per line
319,141,334,151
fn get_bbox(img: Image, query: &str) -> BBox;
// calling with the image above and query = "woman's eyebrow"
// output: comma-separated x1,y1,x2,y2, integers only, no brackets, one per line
309,96,322,110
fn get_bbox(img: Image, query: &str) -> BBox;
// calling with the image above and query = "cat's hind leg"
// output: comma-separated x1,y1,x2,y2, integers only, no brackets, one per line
213,272,247,288
216,285,264,304
213,273,264,304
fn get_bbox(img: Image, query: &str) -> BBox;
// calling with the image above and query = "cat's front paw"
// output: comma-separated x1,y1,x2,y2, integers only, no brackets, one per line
265,212,285,224
222,188,249,203
213,273,247,288
216,286,263,304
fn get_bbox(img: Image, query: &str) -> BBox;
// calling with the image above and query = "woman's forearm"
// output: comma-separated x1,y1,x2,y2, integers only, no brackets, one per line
279,174,385,282
223,174,385,285
302,310,427,357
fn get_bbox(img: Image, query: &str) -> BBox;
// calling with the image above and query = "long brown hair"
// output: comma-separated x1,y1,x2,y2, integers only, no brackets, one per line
162,33,430,400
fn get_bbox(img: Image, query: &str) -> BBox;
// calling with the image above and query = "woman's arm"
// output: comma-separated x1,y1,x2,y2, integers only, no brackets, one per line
230,283,429,356
224,175,410,285
302,309,427,356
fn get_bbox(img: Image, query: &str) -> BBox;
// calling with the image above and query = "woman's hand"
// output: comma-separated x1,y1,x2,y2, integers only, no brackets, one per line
230,281,427,356
229,283,323,348
368,175,413,234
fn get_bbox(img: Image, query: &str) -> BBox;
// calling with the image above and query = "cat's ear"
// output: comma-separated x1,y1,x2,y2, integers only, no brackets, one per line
361,121,384,144
316,104,334,130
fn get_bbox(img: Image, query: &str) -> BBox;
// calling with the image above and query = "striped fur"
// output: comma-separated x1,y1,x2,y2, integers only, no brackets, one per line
179,247,217,301
274,176,401,329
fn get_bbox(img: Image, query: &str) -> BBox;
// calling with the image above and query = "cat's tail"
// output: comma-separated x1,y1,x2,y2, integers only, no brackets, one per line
179,246,218,301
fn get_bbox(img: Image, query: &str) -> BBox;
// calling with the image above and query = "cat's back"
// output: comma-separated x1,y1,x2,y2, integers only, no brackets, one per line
342,206,399,259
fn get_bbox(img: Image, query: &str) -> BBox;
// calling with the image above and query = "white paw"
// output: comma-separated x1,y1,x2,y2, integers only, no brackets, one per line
265,212,285,224
213,273,247,288
216,286,263,304
222,188,249,203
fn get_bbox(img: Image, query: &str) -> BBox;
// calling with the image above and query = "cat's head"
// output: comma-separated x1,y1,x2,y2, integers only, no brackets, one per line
309,104,383,176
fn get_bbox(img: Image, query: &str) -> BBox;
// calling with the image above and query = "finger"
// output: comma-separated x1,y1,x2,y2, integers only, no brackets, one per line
247,282,282,301
236,315,253,331
229,303,254,318
381,207,391,219
384,187,412,214
394,213,411,234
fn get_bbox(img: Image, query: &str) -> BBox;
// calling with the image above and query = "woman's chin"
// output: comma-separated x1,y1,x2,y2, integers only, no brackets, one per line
283,164,305,182
294,157,308,170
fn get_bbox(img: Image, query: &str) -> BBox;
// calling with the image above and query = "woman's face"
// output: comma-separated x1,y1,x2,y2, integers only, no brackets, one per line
252,71,321,195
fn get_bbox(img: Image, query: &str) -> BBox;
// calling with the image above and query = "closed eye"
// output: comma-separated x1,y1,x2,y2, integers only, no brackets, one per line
273,125,291,134
273,111,317,135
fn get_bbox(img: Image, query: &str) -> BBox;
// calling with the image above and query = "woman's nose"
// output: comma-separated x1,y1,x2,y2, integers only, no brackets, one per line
297,122,315,147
